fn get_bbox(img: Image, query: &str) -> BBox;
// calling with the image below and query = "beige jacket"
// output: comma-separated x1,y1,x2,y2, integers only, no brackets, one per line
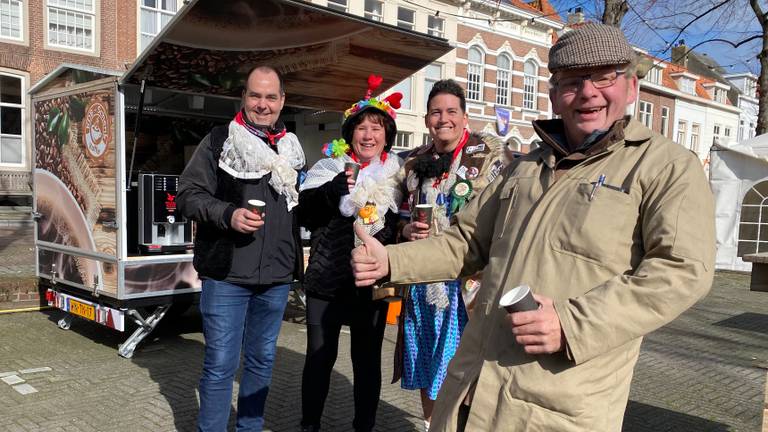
387,119,715,431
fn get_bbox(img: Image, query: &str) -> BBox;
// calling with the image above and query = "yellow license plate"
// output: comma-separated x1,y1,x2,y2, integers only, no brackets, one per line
69,299,95,321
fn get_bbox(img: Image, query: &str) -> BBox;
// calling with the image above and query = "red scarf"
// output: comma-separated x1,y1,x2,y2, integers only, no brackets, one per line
350,149,388,169
234,110,287,146
433,129,470,187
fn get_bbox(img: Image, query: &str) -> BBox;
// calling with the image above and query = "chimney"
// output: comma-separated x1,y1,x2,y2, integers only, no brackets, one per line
671,39,688,68
567,7,585,24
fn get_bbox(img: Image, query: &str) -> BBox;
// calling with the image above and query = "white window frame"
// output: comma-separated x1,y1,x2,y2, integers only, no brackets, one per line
680,78,695,95
724,126,731,138
46,0,96,53
0,0,23,41
139,0,177,53
427,15,444,37
690,123,700,153
423,63,442,109
364,0,382,22
391,76,411,111
0,72,25,167
677,120,687,146
395,131,412,149
466,46,484,102
661,106,669,137
326,0,347,12
396,6,414,30
496,54,512,106
523,60,538,110
422,133,431,147
638,101,653,128
644,66,661,85
713,124,721,136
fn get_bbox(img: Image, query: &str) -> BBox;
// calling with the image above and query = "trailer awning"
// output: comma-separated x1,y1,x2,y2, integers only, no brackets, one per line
121,0,453,111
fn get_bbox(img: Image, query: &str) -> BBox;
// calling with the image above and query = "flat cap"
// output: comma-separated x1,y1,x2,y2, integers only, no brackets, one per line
549,23,635,72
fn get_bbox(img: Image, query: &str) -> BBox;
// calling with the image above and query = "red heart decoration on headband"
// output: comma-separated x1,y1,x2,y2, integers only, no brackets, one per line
368,74,383,92
384,92,403,109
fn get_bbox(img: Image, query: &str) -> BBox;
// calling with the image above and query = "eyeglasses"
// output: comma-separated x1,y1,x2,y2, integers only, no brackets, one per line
554,69,627,94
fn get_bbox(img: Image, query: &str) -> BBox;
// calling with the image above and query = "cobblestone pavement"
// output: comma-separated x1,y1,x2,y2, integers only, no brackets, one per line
0,272,765,431
0,222,35,280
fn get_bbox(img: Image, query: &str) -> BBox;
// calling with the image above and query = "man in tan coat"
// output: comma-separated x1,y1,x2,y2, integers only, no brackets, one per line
351,23,715,431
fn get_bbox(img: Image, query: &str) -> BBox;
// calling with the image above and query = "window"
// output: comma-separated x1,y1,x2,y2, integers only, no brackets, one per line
746,79,757,98
676,120,687,146
496,54,512,106
0,73,23,165
391,77,411,111
644,66,661,85
427,15,444,37
724,126,731,138
713,124,721,136
397,7,414,30
0,0,22,40
47,0,95,51
714,88,726,104
638,101,653,128
690,123,700,152
750,122,755,139
739,120,745,141
422,133,431,147
326,0,347,12
140,0,177,52
523,60,538,110
395,131,412,149
423,63,441,108
661,106,670,137
364,0,382,22
466,47,484,102
679,78,695,95
737,180,768,255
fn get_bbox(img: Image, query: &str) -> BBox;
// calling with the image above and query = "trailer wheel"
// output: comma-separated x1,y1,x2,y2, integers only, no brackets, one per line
57,315,73,330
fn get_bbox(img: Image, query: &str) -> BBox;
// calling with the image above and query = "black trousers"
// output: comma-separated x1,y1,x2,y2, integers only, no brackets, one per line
300,290,389,431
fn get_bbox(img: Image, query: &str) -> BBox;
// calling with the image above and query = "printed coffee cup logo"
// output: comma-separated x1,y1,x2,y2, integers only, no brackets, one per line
83,101,111,160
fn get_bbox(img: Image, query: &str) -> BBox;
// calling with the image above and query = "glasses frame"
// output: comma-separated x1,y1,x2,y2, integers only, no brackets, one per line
553,68,628,94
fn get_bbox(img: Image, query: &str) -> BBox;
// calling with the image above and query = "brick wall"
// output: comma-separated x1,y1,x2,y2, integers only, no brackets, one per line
638,86,676,139
457,24,552,143
0,0,138,86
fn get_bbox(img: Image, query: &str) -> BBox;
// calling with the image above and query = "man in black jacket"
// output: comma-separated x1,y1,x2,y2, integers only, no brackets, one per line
178,65,305,432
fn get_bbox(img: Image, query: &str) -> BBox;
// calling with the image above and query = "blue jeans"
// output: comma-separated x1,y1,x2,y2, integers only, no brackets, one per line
197,279,291,432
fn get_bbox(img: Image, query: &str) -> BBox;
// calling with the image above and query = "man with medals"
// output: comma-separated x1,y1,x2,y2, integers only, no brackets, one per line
394,79,504,432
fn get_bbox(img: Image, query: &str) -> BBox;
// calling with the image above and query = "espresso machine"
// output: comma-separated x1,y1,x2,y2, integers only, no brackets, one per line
137,173,193,254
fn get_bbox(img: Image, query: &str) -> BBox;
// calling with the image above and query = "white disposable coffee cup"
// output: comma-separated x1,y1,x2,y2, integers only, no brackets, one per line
499,284,539,313
247,199,266,217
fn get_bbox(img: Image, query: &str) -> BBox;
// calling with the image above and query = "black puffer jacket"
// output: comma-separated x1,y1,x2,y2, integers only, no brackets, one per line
298,172,399,300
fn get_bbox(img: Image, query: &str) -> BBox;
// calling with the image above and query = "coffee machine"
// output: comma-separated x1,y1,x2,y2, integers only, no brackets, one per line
137,173,193,254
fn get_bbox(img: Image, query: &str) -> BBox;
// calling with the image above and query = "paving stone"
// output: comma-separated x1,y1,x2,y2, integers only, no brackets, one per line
2,375,24,385
12,384,38,395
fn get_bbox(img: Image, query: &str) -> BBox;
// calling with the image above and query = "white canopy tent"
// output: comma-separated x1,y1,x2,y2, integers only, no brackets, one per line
710,134,768,271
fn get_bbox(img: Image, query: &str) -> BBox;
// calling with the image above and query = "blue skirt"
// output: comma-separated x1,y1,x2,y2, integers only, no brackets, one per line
400,280,468,400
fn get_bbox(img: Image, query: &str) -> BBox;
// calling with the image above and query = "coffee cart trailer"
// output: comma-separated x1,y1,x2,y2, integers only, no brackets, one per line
30,0,451,358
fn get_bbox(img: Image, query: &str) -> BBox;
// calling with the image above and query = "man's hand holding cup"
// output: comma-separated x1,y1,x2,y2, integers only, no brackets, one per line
403,204,432,241
231,199,266,234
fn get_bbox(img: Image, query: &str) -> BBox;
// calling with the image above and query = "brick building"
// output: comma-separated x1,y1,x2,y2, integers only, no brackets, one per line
0,0,181,208
454,0,562,152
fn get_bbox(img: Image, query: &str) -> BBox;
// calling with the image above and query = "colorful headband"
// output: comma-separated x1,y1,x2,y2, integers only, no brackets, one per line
343,74,403,121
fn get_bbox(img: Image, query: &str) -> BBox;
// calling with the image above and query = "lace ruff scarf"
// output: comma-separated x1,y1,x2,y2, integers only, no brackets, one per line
218,112,305,210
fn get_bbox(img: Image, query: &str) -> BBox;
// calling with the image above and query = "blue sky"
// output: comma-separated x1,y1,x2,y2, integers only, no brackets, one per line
548,0,764,74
